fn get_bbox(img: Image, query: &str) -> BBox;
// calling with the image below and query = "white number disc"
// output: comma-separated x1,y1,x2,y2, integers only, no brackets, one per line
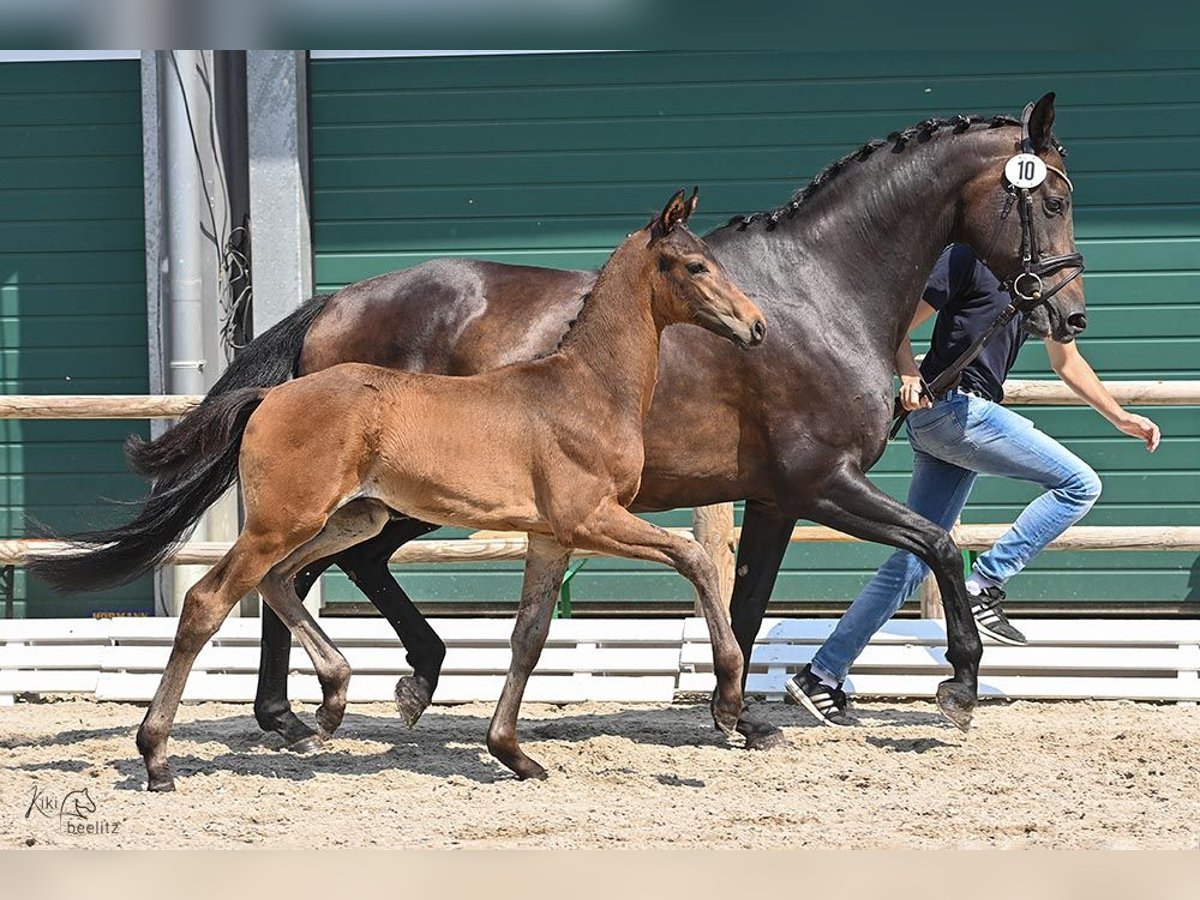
1005,153,1047,189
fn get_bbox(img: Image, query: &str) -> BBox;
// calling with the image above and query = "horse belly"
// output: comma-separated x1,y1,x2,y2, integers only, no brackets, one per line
365,410,544,532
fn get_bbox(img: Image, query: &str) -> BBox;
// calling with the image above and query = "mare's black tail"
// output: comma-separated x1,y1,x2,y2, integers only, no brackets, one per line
125,293,329,478
27,388,267,593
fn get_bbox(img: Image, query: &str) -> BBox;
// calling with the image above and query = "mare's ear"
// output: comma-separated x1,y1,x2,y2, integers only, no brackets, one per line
651,188,689,241
684,186,699,221
1027,92,1057,153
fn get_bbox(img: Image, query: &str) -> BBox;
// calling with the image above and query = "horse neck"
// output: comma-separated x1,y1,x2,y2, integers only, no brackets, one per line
557,243,664,418
733,129,1000,352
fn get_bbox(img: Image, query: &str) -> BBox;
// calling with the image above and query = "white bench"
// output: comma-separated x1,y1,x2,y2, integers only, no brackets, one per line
678,618,1200,703
4,617,1198,706
1,617,684,705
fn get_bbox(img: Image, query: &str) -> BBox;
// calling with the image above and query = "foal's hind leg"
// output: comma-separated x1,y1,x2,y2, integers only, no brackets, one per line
261,500,392,744
486,533,571,780
136,533,285,791
570,502,744,737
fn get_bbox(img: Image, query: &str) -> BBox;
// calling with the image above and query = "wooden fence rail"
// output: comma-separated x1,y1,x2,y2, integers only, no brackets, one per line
1,381,1197,618
1,379,1198,421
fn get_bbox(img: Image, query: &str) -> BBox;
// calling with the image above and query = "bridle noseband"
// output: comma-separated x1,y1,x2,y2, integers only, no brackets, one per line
1001,102,1085,313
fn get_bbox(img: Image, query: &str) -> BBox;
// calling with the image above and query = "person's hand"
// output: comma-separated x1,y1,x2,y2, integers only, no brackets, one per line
899,375,931,411
1116,412,1161,451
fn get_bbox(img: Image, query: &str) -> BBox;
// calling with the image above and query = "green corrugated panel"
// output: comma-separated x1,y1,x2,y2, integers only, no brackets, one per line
310,51,1200,611
0,60,151,618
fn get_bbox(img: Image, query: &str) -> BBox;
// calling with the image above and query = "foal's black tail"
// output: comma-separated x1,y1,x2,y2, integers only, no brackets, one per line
27,388,268,593
125,293,330,478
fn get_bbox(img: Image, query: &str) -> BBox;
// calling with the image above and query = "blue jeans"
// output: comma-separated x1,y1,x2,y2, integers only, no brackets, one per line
810,389,1102,682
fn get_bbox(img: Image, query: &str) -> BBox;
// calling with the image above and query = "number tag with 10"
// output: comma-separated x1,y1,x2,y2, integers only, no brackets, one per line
1005,153,1047,189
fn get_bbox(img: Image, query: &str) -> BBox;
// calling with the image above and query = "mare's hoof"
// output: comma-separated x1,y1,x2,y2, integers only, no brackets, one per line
935,680,976,732
286,733,326,755
147,775,176,793
395,675,433,728
737,715,787,751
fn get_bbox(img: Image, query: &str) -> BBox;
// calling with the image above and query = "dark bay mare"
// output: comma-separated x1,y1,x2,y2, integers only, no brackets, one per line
35,94,1087,752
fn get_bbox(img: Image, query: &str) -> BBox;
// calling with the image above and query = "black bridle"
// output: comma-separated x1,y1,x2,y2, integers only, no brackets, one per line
888,104,1085,440
1001,102,1085,310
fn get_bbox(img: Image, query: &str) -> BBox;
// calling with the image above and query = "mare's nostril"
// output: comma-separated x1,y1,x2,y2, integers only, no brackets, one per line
750,319,766,344
1067,312,1088,333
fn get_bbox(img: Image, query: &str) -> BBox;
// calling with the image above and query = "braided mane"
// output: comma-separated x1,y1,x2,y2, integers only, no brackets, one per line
728,113,1067,231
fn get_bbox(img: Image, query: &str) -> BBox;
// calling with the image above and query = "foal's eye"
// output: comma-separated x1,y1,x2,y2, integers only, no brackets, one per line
686,261,708,275
1044,196,1065,215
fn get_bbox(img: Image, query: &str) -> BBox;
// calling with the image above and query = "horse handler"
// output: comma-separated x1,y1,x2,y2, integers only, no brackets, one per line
787,243,1161,726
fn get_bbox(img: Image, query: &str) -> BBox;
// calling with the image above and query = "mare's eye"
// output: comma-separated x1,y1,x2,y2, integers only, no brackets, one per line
1044,197,1065,215
686,261,708,275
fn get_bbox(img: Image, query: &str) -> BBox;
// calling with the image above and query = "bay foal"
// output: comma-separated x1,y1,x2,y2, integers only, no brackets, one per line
133,190,766,789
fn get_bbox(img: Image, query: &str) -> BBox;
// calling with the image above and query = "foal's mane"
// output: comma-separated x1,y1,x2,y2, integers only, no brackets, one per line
727,112,1067,231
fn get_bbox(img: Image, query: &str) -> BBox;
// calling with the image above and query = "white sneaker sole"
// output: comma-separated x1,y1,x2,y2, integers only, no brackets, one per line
975,620,1028,647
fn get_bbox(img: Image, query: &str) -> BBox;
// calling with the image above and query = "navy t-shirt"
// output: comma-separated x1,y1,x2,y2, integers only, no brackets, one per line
919,244,1027,403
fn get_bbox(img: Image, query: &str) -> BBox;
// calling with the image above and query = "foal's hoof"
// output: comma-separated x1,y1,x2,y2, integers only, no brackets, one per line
395,675,433,728
516,762,549,782
314,704,345,740
711,708,741,740
147,774,176,793
935,680,976,732
736,712,787,752
285,733,326,755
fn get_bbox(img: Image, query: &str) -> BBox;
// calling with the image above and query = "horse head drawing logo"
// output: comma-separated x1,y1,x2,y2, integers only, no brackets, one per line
59,787,97,821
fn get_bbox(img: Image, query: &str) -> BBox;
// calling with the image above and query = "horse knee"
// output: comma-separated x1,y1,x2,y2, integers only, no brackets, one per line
922,530,962,578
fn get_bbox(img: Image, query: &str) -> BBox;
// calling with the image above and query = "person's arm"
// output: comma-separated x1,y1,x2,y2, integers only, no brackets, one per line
1045,339,1162,451
897,300,937,411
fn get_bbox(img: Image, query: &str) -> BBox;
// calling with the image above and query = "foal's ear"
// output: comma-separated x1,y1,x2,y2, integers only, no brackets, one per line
1027,91,1057,153
652,188,690,240
685,186,699,220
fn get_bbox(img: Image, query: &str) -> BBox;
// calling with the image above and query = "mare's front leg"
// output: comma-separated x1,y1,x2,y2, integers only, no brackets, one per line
254,517,443,749
486,533,571,780
802,466,982,729
571,502,744,737
726,500,795,751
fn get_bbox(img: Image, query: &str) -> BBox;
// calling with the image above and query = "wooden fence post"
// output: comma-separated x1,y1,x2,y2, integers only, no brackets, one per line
692,503,737,614
919,575,944,620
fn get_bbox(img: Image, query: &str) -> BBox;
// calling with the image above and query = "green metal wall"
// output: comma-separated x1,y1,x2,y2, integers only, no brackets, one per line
309,50,1200,614
0,59,152,617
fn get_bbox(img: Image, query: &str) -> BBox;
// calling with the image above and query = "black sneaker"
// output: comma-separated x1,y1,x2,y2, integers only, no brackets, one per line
784,664,855,727
970,586,1027,646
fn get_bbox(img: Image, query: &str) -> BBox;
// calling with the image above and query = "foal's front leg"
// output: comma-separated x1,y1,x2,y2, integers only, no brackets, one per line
486,533,571,780
571,501,744,736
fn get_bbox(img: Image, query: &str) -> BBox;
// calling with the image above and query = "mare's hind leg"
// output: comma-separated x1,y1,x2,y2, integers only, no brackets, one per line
485,534,571,780
254,518,442,749
136,532,286,791
332,519,444,727
570,502,744,737
261,500,392,742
